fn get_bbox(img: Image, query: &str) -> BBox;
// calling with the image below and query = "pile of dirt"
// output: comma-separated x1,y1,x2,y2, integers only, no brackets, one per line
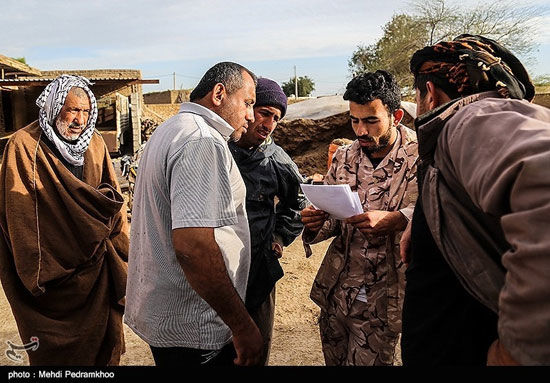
272,112,355,176
140,119,159,142
273,100,416,177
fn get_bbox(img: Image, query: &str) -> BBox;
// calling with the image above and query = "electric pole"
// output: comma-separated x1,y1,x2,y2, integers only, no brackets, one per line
294,65,298,100
173,72,176,90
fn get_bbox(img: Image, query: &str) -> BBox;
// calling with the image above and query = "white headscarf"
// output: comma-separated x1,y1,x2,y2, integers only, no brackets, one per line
36,74,98,166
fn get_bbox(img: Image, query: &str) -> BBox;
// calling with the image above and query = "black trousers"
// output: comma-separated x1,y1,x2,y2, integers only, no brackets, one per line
401,201,498,366
150,342,237,366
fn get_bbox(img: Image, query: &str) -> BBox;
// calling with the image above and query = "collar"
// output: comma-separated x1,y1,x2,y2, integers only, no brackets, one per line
415,91,500,162
251,135,274,155
229,135,275,160
179,102,235,140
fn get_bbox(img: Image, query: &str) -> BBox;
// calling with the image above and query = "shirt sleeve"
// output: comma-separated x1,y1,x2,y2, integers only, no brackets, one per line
169,138,238,229
398,206,414,221
398,159,419,221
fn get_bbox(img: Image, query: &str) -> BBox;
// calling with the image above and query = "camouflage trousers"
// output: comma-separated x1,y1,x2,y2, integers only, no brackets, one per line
319,297,400,366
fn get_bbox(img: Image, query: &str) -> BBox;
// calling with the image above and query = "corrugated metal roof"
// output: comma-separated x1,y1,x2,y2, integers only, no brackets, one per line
0,77,159,87
0,76,141,82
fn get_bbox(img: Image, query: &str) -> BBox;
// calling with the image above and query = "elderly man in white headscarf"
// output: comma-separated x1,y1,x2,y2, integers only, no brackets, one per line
0,74,129,366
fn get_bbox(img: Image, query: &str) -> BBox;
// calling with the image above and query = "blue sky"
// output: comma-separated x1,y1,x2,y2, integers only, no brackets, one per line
2,0,549,96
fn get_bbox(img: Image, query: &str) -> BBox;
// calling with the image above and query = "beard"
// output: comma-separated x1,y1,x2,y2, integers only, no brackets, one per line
358,123,393,155
55,119,84,142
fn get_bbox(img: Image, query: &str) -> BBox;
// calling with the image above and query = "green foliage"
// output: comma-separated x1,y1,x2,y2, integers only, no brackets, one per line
13,57,26,64
349,14,428,91
282,76,315,97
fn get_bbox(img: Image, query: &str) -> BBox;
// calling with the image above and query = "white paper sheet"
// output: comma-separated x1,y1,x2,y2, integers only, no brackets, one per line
301,184,364,220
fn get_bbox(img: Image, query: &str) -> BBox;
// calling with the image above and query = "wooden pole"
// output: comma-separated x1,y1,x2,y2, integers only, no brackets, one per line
294,65,298,99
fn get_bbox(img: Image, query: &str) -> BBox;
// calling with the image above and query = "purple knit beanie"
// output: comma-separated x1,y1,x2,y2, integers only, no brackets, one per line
255,77,287,118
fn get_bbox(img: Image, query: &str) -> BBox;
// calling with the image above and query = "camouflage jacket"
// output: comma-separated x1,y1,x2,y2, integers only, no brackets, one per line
303,124,418,332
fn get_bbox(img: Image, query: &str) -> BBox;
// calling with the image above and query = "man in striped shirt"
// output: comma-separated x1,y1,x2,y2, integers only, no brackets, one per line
125,62,263,366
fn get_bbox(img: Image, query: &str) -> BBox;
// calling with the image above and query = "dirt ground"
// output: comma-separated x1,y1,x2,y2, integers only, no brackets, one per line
0,235,330,366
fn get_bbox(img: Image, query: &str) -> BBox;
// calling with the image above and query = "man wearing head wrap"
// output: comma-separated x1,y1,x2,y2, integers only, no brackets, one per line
228,78,307,365
399,34,550,366
0,75,129,365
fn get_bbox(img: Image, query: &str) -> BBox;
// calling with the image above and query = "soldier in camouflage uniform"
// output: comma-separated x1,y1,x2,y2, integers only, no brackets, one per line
301,71,418,366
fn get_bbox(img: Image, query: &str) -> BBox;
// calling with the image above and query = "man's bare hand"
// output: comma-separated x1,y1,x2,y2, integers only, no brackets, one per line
345,210,407,237
172,227,263,366
300,205,328,234
400,220,412,265
232,322,264,366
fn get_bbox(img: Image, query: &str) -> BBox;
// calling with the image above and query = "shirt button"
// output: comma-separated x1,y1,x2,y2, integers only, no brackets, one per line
342,283,348,288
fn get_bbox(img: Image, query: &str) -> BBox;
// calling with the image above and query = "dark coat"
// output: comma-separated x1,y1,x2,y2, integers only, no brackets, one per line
229,138,306,311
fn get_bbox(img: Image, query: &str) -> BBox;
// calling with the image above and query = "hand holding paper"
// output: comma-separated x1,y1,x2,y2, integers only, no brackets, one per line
300,205,329,233
345,209,409,237
300,184,363,220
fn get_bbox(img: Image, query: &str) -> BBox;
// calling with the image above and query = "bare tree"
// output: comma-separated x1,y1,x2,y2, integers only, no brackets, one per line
409,0,544,56
455,0,542,59
409,0,459,44
349,0,546,94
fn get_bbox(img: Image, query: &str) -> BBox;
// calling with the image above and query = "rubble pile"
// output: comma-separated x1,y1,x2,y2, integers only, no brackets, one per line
273,97,416,177
273,112,355,176
140,119,159,142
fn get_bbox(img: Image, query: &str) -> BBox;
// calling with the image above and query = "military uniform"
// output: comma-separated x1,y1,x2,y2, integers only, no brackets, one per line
303,124,418,365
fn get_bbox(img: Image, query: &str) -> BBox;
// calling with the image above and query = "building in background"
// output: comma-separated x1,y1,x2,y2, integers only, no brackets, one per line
0,54,158,156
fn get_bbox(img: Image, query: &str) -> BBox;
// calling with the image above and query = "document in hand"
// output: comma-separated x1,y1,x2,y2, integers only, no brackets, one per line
301,184,363,220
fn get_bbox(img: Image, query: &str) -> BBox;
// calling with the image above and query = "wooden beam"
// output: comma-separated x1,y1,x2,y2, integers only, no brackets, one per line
0,55,41,76
128,79,160,85
0,80,50,86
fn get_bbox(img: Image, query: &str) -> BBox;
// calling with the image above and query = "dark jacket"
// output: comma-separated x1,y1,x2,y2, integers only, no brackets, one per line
229,137,306,311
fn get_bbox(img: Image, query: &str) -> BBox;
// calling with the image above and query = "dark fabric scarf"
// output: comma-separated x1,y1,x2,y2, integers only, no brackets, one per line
410,34,535,101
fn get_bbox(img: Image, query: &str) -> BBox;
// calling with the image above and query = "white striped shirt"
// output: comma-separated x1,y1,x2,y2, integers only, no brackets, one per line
124,102,250,349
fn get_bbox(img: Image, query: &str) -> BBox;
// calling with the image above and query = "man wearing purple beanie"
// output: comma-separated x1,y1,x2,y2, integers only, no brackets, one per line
229,77,306,365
